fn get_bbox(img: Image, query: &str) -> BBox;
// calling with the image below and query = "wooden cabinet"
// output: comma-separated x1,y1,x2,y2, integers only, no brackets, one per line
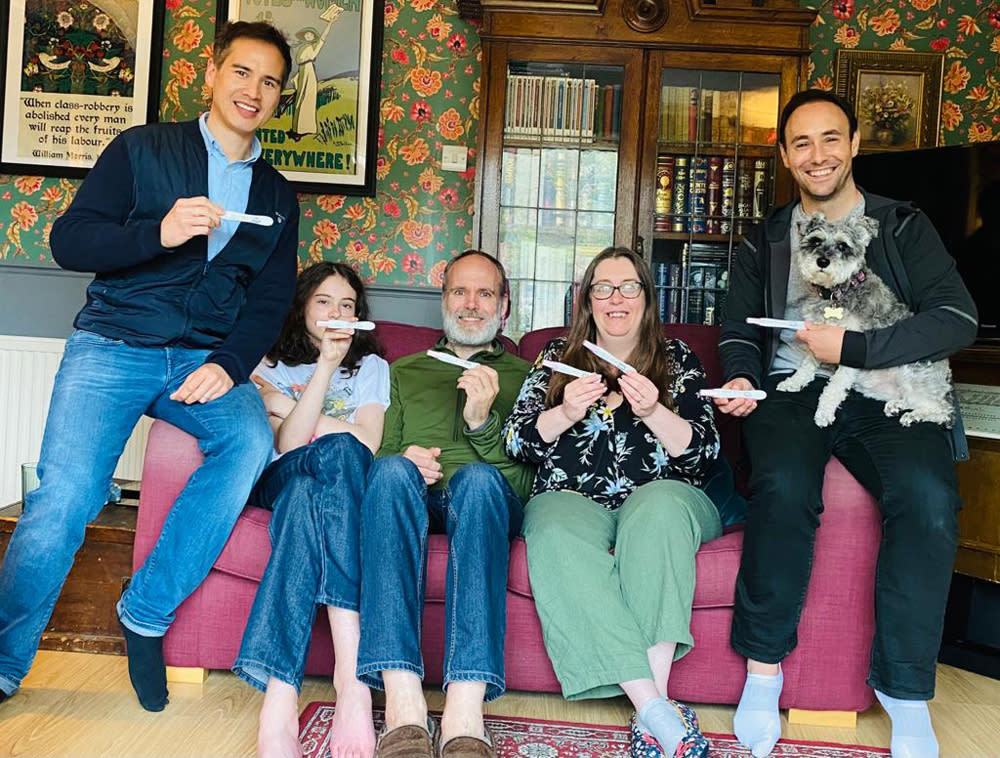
469,0,815,336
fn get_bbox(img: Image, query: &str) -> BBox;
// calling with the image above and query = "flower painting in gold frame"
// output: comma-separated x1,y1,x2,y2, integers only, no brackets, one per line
835,50,944,152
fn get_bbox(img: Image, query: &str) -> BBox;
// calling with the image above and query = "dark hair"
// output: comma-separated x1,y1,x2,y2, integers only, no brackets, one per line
214,21,292,88
442,249,511,319
545,247,674,409
266,262,383,374
779,89,858,147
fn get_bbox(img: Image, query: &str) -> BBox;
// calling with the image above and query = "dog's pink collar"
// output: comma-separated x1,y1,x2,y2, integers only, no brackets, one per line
821,270,867,301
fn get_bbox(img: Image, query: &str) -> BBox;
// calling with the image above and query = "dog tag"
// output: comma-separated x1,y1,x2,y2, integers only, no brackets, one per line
823,306,845,320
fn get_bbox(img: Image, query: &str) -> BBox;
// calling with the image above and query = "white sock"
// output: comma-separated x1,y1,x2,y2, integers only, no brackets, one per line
733,669,783,758
638,697,685,755
875,690,939,758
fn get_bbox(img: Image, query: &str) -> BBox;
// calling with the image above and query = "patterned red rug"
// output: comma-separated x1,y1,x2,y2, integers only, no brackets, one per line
298,703,890,758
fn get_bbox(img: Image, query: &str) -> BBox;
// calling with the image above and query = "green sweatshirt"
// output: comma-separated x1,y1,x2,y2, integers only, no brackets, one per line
378,337,535,502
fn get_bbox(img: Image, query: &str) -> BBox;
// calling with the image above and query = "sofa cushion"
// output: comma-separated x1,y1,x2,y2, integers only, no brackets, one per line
374,320,517,363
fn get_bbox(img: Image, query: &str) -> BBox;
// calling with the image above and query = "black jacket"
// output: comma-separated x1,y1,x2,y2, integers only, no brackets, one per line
50,120,299,384
719,189,978,458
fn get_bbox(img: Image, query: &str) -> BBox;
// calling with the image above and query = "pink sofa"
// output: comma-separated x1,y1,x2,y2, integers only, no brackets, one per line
134,322,880,712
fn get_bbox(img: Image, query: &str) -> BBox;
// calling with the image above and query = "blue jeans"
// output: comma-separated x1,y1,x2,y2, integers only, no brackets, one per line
233,433,373,692
0,331,272,696
356,458,523,703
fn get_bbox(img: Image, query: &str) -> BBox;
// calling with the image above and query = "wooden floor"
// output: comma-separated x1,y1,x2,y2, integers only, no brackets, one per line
1,651,998,757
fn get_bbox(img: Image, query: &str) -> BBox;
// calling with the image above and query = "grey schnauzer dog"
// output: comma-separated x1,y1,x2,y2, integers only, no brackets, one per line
777,212,954,428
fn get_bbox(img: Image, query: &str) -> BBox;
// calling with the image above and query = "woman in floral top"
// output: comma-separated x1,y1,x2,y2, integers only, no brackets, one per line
503,247,720,758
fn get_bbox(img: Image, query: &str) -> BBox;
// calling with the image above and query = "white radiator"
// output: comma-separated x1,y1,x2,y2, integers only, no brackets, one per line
0,335,150,507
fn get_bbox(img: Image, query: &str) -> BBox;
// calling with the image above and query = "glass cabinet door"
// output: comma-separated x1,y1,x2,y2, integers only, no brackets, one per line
648,67,781,327
496,60,625,338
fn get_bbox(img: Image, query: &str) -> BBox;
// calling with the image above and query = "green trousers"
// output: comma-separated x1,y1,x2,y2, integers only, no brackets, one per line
522,479,722,700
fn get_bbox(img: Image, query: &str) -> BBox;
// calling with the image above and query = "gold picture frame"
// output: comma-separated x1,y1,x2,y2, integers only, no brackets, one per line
835,50,944,153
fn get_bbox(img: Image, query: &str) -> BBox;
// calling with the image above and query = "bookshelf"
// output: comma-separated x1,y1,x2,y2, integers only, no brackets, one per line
471,0,815,335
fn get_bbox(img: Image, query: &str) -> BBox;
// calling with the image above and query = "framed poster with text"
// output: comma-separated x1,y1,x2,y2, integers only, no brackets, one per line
223,0,384,196
0,0,165,177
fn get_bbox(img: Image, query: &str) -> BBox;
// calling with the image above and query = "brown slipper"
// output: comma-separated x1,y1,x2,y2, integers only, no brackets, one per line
376,716,436,758
436,725,495,758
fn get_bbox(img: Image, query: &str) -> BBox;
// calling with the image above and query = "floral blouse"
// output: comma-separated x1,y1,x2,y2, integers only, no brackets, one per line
502,337,720,510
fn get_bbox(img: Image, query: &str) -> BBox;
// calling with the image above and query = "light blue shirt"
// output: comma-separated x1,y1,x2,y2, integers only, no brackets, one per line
198,113,262,261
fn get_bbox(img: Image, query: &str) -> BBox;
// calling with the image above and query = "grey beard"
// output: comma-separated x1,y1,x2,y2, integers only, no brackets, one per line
442,310,501,348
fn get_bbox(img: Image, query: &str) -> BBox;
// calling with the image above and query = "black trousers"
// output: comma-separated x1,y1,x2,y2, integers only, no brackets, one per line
730,375,961,699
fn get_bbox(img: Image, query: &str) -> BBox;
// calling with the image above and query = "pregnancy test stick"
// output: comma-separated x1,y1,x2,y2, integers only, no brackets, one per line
746,317,806,331
699,388,768,401
583,340,635,374
315,320,376,330
222,210,274,226
542,360,594,379
427,350,478,370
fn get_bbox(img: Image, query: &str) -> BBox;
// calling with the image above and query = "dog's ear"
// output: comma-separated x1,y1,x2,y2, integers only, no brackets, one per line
856,215,880,247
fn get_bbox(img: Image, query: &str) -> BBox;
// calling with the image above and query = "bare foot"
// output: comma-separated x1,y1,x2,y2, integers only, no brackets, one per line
330,680,376,758
258,679,303,758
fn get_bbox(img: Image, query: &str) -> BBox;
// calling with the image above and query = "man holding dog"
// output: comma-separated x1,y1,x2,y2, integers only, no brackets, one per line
716,89,977,758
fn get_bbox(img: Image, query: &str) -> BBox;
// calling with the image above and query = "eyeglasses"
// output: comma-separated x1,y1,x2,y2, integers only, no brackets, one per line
589,280,644,300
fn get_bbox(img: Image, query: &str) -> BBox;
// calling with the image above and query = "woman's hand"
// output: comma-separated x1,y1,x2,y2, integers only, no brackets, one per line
318,319,356,368
560,373,606,423
619,371,661,418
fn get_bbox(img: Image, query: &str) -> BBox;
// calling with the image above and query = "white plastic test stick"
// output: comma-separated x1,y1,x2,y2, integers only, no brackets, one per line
426,350,478,370
583,340,635,373
746,317,806,331
542,360,594,379
315,320,376,330
699,388,768,401
222,210,274,226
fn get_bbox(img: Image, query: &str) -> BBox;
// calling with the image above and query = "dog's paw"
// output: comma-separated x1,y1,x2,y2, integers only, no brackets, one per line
778,377,805,393
898,412,917,427
883,401,902,417
814,407,837,427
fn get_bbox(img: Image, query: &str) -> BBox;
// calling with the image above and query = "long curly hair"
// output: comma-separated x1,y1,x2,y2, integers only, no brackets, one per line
545,247,674,409
265,262,383,375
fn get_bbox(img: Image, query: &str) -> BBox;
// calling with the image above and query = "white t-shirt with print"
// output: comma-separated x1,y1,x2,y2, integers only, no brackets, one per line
253,352,390,458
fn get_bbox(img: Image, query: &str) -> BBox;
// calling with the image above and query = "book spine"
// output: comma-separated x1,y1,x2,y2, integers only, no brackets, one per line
706,156,722,235
654,154,675,232
655,262,670,322
668,263,682,323
752,158,770,219
735,156,754,235
720,156,735,235
671,156,689,233
603,84,614,139
689,156,708,233
688,87,698,142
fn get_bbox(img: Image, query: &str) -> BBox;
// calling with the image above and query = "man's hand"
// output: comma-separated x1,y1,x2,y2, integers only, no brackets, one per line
170,363,234,404
457,365,499,430
797,322,846,364
160,197,224,248
403,445,443,486
713,377,758,417
619,371,660,418
560,373,606,423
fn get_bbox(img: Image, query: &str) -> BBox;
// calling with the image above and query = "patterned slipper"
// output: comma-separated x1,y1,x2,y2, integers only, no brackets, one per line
628,700,709,758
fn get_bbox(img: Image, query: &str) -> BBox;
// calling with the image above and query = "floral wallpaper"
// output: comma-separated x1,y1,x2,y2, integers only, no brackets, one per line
2,0,480,288
806,0,1000,145
3,0,998,270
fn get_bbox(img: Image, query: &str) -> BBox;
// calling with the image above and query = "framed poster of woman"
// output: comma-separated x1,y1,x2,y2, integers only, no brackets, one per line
222,0,384,196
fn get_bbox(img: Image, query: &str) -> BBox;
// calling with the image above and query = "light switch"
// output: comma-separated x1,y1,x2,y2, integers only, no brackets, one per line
441,145,468,172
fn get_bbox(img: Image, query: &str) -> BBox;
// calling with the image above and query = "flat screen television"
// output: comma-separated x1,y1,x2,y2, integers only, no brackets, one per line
852,141,1000,342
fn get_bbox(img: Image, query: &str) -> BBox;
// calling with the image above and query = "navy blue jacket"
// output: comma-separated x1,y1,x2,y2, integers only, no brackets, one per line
50,119,299,384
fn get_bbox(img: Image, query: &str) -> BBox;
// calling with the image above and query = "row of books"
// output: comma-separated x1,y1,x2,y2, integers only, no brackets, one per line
659,87,742,144
654,245,730,325
504,74,622,142
654,154,772,235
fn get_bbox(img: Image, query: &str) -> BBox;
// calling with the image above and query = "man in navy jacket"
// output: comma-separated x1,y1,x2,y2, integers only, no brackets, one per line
0,21,299,712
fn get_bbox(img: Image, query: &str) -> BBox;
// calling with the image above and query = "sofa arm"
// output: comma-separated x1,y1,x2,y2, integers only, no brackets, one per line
133,420,204,573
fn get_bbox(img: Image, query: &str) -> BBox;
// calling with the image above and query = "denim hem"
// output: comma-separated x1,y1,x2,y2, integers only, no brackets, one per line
232,657,302,694
729,637,790,666
316,595,360,612
443,670,505,703
117,601,168,637
357,660,423,692
867,675,934,702
0,673,17,696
